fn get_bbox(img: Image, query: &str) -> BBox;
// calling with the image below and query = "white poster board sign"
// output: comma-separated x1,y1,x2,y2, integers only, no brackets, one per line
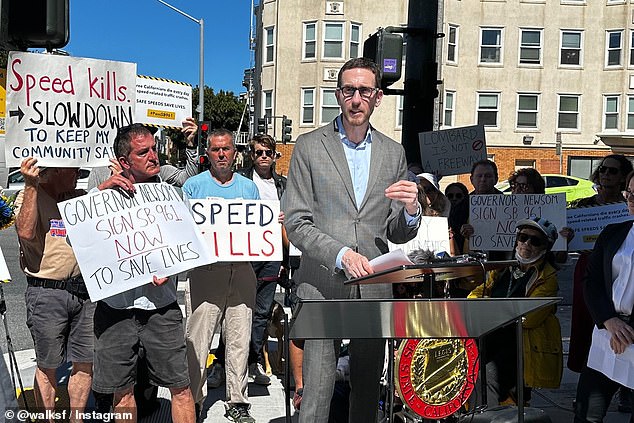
190,199,283,262
389,216,450,256
418,124,486,176
469,194,567,251
0,247,11,281
135,76,192,128
59,183,214,301
5,52,137,167
567,203,634,251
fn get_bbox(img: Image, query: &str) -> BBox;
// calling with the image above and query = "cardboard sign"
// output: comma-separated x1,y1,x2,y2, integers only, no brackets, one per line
5,52,137,167
59,183,214,301
135,76,192,128
189,199,283,262
469,194,567,251
418,125,486,176
389,216,450,256
567,203,634,251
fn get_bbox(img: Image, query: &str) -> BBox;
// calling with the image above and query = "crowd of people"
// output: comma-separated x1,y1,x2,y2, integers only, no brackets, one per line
10,55,634,423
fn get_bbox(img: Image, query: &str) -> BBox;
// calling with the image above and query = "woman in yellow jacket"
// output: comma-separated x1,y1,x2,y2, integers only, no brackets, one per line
469,217,563,405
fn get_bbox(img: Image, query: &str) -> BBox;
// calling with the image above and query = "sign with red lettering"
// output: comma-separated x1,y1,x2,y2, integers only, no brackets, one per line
418,125,486,176
58,183,215,301
5,51,137,167
189,199,283,262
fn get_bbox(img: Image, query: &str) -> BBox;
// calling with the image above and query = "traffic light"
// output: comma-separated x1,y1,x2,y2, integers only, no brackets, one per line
257,117,267,134
282,116,292,143
6,0,69,50
197,121,211,172
363,29,403,90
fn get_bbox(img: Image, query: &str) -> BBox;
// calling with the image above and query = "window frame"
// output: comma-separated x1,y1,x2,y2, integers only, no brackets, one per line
320,88,340,124
605,29,624,68
263,91,273,125
518,28,543,66
603,95,620,131
447,24,459,64
302,21,317,60
322,21,345,60
557,94,581,131
301,87,315,125
443,90,455,128
479,27,504,65
559,30,583,67
516,93,540,129
349,23,362,59
396,95,404,128
627,95,634,131
476,92,501,128
264,26,275,64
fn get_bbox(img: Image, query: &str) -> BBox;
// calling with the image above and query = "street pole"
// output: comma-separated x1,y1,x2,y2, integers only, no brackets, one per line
156,0,204,121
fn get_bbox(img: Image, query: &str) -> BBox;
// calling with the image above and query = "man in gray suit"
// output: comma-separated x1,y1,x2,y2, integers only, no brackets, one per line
282,57,421,423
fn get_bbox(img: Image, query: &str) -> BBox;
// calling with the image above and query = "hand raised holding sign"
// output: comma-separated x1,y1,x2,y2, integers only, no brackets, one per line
182,117,198,148
20,157,42,188
98,173,135,194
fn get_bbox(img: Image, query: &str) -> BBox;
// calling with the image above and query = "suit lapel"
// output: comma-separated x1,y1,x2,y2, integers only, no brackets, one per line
359,130,384,211
321,125,357,208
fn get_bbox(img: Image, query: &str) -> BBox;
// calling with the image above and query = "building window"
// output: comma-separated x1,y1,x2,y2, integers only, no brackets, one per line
517,94,539,128
301,88,315,125
303,22,316,60
560,31,582,66
606,30,623,67
604,95,619,130
350,23,361,58
447,24,458,63
264,91,273,121
444,91,455,127
480,28,503,64
630,31,634,67
626,96,634,131
477,93,500,127
397,96,404,128
323,22,344,59
557,95,580,130
264,27,275,63
321,89,340,123
519,29,542,65
515,159,536,171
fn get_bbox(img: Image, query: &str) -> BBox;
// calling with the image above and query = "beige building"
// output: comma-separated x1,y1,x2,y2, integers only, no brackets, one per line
253,0,634,182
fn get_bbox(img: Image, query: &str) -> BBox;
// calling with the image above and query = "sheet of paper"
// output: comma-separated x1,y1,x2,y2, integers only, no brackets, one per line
369,249,413,273
0,247,11,281
587,326,634,389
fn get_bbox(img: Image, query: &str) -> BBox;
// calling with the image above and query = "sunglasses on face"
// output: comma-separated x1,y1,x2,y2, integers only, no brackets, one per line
517,232,545,247
255,149,274,158
598,165,620,175
511,182,530,191
446,193,464,200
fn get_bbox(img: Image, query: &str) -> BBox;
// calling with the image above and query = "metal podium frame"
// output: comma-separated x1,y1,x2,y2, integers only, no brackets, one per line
285,262,560,423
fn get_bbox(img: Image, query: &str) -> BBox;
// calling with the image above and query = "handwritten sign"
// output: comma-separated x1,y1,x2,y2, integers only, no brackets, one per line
418,124,486,176
5,52,137,167
567,203,634,251
58,183,214,301
389,216,450,255
469,194,567,251
190,199,283,262
135,76,192,128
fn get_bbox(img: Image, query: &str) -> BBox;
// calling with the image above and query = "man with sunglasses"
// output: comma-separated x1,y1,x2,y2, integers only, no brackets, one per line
90,122,198,423
282,57,420,423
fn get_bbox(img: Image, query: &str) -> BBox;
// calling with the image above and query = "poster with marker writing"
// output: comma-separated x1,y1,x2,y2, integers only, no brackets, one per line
58,183,214,301
5,51,137,167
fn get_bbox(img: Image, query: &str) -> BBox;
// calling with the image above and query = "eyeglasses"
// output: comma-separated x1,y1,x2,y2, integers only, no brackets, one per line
255,149,274,158
510,182,530,192
623,190,634,199
517,232,545,247
337,86,379,99
599,165,620,175
446,193,464,200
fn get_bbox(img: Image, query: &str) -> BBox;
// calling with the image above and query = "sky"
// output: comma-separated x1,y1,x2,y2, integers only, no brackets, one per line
64,0,253,95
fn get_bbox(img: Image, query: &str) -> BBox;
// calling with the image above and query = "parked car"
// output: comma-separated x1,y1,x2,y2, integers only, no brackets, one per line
495,174,597,203
3,168,91,197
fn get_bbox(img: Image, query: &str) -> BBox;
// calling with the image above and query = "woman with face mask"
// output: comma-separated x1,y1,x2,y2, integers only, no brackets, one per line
469,218,563,406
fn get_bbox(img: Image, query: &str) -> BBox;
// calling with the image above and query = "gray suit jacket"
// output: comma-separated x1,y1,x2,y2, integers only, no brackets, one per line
282,119,418,300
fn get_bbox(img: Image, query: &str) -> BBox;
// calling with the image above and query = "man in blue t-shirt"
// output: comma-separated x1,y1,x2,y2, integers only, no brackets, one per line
183,128,259,423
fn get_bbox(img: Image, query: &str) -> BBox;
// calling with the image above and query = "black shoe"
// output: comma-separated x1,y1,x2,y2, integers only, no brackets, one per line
224,403,255,423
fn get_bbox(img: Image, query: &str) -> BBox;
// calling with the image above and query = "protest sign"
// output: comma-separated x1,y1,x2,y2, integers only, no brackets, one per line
5,52,137,167
59,183,214,301
135,76,192,128
418,124,486,176
0,247,11,281
189,198,283,262
389,216,450,256
567,202,634,251
469,193,567,251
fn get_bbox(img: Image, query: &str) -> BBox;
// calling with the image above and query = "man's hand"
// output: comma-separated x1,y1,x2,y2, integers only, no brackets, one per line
181,117,198,148
21,157,41,188
342,249,373,279
152,275,169,286
460,224,474,239
604,317,634,354
98,174,135,193
278,211,285,225
385,180,419,216
108,158,123,176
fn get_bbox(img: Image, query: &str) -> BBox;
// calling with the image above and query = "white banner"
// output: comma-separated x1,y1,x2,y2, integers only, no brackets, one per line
59,183,214,301
5,52,137,167
389,216,450,256
418,124,487,176
135,76,192,128
190,199,283,262
469,193,567,251
567,203,634,251
0,247,11,281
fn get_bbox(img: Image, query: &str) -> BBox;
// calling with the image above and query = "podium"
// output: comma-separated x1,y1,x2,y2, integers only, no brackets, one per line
287,262,560,423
